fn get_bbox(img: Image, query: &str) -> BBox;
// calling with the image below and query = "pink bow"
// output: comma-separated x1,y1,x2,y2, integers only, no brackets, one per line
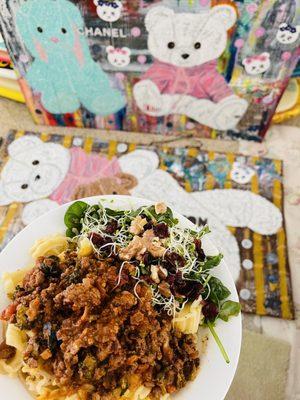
108,47,127,55
245,54,268,63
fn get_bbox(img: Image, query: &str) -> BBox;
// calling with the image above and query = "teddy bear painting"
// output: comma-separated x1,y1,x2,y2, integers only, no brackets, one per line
0,133,289,309
119,150,282,283
133,5,249,130
0,136,136,225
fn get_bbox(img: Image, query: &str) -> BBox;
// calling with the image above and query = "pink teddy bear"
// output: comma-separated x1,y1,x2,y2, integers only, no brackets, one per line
134,5,248,130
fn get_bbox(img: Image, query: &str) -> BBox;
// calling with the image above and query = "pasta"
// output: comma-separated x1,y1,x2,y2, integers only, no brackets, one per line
0,201,241,400
2,267,31,296
77,237,93,257
173,300,204,334
131,385,151,400
0,324,26,376
30,234,68,259
21,362,56,396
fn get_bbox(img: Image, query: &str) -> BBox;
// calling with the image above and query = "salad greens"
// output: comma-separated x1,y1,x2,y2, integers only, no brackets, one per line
64,200,241,362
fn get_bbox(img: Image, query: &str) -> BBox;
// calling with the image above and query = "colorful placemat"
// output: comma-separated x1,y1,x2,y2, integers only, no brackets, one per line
0,130,294,319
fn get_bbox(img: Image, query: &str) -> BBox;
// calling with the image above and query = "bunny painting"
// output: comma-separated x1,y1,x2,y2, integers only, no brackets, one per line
119,150,283,283
16,0,126,115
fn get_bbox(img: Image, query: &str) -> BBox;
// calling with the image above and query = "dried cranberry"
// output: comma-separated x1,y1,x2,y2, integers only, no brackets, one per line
153,223,169,239
105,220,118,235
163,252,185,274
194,239,205,261
143,221,153,231
202,302,219,320
142,251,152,266
89,233,110,248
175,278,203,300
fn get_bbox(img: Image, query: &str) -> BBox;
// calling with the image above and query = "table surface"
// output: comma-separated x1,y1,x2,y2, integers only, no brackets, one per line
0,97,299,400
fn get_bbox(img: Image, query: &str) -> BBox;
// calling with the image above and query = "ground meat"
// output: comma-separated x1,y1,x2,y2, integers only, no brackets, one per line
0,252,200,399
0,341,16,360
54,278,102,312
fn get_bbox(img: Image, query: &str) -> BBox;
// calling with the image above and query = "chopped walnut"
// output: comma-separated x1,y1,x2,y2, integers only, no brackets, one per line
155,202,167,215
158,282,172,298
157,266,168,280
150,265,160,284
119,236,146,261
129,216,148,235
119,229,166,261
142,229,166,258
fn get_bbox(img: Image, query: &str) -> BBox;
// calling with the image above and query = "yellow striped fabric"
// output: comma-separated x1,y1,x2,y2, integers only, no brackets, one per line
0,203,20,244
62,135,72,149
184,148,198,192
251,157,266,315
84,137,94,153
0,131,25,245
40,132,49,142
73,111,83,128
273,160,292,319
159,147,169,171
128,143,136,153
15,130,25,139
224,153,236,234
205,151,215,190
108,141,117,159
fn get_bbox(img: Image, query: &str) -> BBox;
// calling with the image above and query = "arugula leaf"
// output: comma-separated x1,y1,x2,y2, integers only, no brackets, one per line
202,254,223,270
64,201,88,237
218,300,241,322
208,277,231,304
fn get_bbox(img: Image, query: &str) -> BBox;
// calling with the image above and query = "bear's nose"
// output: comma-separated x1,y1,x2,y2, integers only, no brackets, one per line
181,53,190,59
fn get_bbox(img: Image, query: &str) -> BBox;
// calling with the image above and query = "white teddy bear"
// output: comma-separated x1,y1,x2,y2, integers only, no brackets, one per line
106,46,131,67
94,0,122,22
119,150,283,282
276,23,300,44
0,136,124,226
242,53,271,76
133,5,248,130
0,136,70,224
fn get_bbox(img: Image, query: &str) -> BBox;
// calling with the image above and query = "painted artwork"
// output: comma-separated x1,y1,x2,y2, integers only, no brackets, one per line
0,130,294,319
0,0,299,140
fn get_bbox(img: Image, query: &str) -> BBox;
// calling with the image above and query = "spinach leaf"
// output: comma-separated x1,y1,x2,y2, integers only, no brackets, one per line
202,254,223,270
64,201,88,237
208,276,231,304
105,208,126,218
146,205,178,226
218,300,241,322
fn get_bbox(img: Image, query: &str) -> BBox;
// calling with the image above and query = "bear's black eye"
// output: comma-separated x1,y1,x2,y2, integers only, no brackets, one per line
167,42,175,49
194,42,201,49
61,28,67,34
37,27,43,33
21,184,28,190
35,175,41,181
32,160,39,165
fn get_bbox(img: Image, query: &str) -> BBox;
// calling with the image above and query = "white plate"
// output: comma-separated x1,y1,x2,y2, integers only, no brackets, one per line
0,195,241,400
